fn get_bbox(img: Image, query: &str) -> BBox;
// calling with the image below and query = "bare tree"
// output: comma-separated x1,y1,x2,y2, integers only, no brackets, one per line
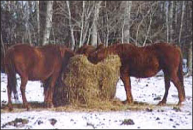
143,2,158,46
91,1,102,46
178,1,185,44
36,1,40,45
165,1,169,43
66,1,75,49
42,1,54,45
79,1,85,47
187,41,192,76
121,1,132,43
169,1,174,42
0,1,192,55
174,1,178,36
25,1,32,44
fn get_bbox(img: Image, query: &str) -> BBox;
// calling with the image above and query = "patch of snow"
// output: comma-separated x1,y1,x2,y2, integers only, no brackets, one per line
1,73,192,129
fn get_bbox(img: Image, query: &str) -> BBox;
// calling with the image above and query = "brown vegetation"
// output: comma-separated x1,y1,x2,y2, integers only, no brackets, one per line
54,54,121,108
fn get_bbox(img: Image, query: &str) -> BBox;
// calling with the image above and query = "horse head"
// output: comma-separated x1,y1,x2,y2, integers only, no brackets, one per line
88,47,107,64
76,45,95,56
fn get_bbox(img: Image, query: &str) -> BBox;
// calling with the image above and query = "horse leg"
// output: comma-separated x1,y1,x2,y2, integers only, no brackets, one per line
7,85,13,111
120,67,133,104
170,72,185,105
43,79,50,106
20,76,30,110
158,72,170,105
45,73,59,108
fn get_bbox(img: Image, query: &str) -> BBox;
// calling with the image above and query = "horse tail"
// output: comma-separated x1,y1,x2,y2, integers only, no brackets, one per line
177,47,185,99
5,49,18,99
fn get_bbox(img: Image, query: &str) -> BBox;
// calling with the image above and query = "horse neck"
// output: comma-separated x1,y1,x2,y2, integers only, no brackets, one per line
61,49,75,71
66,49,75,57
105,44,121,56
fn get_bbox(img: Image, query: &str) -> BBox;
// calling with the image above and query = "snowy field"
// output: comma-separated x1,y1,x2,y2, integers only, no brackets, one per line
1,72,192,129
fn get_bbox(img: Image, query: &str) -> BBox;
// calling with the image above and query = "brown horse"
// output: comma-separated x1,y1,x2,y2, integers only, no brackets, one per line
76,45,95,56
88,43,185,105
76,44,105,56
4,43,75,111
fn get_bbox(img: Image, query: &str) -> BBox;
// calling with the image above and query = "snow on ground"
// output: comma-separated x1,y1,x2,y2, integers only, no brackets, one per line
1,72,192,129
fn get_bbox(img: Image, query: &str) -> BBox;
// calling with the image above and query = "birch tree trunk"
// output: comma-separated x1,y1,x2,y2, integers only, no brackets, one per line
91,1,102,46
143,15,152,46
66,1,75,50
36,1,40,45
165,1,169,43
187,41,192,76
178,1,185,44
169,1,174,42
121,1,132,43
26,1,32,44
82,2,95,45
42,1,54,45
79,1,85,47
105,2,109,46
174,1,178,30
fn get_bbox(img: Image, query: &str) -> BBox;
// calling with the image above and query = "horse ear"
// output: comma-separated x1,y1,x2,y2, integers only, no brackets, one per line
59,47,65,57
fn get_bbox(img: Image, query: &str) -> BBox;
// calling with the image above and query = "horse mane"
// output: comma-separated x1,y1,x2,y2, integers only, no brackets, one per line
76,45,95,56
95,43,136,57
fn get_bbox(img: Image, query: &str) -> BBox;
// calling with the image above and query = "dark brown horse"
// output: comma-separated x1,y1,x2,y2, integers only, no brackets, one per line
88,43,185,105
4,43,75,111
76,44,105,56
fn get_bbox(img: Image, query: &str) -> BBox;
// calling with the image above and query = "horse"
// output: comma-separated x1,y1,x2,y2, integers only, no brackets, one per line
76,45,95,56
4,43,75,111
76,43,105,56
88,43,185,105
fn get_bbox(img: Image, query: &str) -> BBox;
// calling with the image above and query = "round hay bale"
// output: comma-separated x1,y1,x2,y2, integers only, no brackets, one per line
63,54,121,107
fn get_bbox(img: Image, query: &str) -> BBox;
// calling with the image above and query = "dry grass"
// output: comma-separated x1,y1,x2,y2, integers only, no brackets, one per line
62,54,121,108
1,101,179,113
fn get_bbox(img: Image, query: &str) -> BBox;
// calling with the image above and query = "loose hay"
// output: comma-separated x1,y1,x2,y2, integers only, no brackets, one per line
62,54,121,108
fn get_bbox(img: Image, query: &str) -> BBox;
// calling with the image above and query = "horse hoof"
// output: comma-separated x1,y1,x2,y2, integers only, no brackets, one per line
45,102,54,108
26,106,31,111
122,100,134,105
7,104,13,111
122,100,127,104
177,101,185,106
157,101,166,106
49,103,54,108
8,107,13,111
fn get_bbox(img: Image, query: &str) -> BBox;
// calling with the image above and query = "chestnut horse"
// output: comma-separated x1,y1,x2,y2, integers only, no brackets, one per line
76,44,105,56
4,44,75,111
76,45,95,56
88,43,185,105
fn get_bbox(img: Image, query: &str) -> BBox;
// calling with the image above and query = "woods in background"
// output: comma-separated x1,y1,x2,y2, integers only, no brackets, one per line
1,1,192,75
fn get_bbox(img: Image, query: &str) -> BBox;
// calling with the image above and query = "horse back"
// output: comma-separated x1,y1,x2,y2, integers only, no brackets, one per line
5,44,36,69
33,45,66,80
5,44,64,81
152,43,182,69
